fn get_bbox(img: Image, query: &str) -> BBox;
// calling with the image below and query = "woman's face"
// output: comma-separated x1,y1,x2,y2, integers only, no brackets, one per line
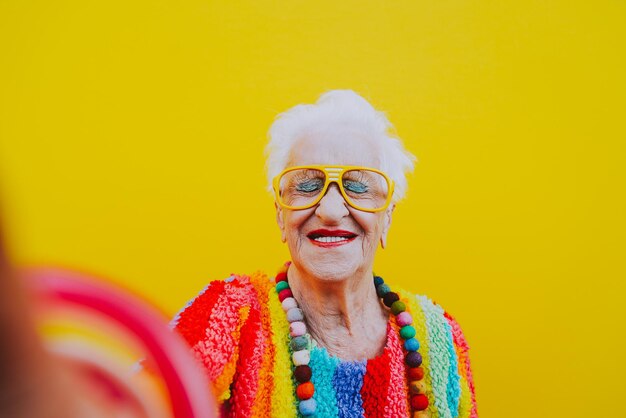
275,129,394,281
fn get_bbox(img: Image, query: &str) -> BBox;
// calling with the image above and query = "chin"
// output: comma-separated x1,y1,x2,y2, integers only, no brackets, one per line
299,254,363,282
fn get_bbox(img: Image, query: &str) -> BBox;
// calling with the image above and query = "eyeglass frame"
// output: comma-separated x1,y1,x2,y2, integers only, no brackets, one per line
272,165,395,213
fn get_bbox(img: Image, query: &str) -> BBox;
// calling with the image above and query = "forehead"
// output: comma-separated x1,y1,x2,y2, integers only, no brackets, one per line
287,128,382,168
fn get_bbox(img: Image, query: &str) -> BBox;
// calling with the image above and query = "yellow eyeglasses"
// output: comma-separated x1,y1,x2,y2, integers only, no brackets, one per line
273,165,395,213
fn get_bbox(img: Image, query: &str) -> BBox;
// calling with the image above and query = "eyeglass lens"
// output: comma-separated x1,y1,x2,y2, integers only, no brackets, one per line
278,168,389,210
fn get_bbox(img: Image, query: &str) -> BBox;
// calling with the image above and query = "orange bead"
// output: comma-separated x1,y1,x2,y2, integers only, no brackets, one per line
279,261,291,273
412,411,430,418
408,366,425,380
409,380,427,394
296,381,315,400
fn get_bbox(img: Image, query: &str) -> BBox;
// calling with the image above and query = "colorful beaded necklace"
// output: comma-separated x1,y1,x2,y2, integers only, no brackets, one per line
274,263,430,417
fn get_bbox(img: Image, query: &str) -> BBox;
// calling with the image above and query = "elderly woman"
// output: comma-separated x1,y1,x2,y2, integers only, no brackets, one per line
173,90,478,418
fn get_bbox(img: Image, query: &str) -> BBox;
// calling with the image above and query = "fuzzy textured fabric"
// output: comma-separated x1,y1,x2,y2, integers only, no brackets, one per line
172,272,478,417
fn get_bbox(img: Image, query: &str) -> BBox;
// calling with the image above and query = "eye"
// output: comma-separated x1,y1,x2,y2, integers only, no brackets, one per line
343,180,368,193
296,179,324,193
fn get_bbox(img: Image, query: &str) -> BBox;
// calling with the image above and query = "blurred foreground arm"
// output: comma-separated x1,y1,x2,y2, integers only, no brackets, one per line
0,232,68,417
0,232,121,418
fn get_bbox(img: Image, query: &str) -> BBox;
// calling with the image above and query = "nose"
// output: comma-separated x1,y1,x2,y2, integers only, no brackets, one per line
315,184,350,222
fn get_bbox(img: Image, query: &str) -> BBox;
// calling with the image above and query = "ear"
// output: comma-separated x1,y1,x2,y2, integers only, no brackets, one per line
379,204,395,249
275,201,287,243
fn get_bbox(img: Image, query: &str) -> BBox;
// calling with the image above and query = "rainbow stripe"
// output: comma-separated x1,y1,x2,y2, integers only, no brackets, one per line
265,274,298,417
334,360,366,417
173,273,478,418
400,289,437,417
445,313,479,418
310,347,340,416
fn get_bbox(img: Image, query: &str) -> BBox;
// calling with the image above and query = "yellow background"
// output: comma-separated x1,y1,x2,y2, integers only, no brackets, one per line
1,1,624,416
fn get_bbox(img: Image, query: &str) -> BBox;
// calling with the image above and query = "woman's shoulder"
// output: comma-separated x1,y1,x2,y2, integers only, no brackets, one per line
396,289,464,333
171,271,274,342
395,288,473,358
395,288,445,323
396,288,478,417
170,271,280,404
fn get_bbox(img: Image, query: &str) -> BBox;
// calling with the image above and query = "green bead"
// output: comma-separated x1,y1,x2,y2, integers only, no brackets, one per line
391,300,406,315
400,325,416,340
276,281,290,292
376,283,391,298
290,335,309,351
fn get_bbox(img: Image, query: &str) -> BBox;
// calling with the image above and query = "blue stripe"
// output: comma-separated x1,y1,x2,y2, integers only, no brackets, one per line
333,360,367,418
309,347,340,417
444,320,461,417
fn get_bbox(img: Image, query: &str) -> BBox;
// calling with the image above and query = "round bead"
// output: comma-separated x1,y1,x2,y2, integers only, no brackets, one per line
373,276,384,286
409,380,427,394
292,349,310,366
410,394,429,411
296,381,315,400
298,398,317,416
275,281,290,292
282,297,298,311
294,365,312,383
290,335,309,351
400,325,416,340
406,351,423,368
278,288,293,302
391,300,406,315
397,311,413,326
289,321,307,337
275,271,287,283
412,411,431,418
408,367,425,380
383,292,400,307
376,283,391,297
287,307,304,322
404,337,420,352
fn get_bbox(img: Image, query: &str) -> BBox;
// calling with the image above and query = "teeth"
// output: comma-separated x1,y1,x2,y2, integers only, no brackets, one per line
313,236,350,243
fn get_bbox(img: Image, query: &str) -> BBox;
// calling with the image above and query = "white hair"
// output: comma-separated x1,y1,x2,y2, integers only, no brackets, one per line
265,90,416,203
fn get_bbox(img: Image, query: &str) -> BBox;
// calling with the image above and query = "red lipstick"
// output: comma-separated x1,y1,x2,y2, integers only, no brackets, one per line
306,229,357,247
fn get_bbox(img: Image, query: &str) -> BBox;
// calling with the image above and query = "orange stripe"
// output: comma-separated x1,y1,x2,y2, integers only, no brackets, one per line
249,272,276,418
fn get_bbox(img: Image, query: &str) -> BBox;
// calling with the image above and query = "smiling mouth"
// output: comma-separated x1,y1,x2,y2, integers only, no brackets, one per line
307,230,357,246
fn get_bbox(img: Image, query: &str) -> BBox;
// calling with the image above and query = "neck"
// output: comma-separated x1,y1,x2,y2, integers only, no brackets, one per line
287,263,388,361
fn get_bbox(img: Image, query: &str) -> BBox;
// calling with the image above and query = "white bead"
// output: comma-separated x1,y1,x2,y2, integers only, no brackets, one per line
292,349,310,366
287,307,304,322
282,297,298,311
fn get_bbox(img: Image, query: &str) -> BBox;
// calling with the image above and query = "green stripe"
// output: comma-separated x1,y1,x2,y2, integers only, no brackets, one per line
418,295,452,418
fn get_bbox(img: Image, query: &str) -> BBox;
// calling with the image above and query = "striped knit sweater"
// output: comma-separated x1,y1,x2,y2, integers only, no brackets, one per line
172,272,478,418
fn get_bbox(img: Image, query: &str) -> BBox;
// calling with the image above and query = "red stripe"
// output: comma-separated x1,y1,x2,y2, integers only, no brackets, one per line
229,304,264,418
361,347,392,418
249,275,275,417
175,280,226,348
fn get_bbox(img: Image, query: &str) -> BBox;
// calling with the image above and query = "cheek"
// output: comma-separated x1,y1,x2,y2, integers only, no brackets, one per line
283,211,312,239
351,212,385,237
